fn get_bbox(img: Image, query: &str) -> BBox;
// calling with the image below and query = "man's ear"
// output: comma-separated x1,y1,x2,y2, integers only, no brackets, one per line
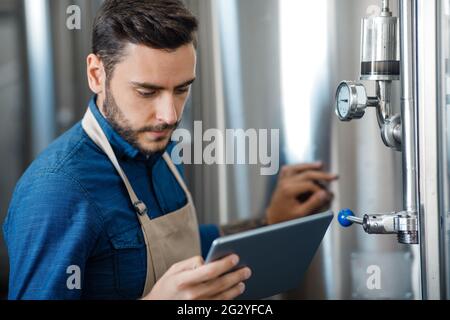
86,54,106,94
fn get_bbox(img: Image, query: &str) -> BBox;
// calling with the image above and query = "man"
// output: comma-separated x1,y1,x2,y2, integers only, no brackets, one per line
3,0,337,300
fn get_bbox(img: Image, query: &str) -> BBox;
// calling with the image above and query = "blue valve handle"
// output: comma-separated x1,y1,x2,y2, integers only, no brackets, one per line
338,209,357,227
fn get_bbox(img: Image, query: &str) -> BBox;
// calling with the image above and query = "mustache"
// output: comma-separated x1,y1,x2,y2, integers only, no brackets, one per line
136,121,181,134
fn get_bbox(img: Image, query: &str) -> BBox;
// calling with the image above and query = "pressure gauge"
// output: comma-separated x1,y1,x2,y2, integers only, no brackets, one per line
335,81,369,121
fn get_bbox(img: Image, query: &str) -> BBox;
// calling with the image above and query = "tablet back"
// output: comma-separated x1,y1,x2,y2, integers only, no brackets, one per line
205,211,334,300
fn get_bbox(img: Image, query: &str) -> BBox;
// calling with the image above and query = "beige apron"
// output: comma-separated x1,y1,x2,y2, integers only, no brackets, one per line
82,108,201,298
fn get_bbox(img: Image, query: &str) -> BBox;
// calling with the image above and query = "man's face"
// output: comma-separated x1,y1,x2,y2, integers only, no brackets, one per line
99,43,196,155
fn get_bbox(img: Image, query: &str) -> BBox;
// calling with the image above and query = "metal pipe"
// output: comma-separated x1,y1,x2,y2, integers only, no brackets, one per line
346,216,363,225
382,0,392,16
399,0,418,215
415,0,444,300
393,122,402,144
374,80,403,150
375,80,393,128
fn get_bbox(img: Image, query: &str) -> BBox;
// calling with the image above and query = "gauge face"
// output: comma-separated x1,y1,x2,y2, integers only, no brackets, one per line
336,83,351,120
335,81,368,122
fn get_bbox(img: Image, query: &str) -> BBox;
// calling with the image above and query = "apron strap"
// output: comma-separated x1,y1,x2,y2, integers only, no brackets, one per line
82,108,148,216
162,153,194,204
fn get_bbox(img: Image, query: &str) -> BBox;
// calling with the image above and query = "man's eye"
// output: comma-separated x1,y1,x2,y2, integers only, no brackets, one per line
137,90,157,98
175,87,190,95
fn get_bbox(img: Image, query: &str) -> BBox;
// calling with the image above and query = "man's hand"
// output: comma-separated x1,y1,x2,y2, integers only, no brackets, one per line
266,163,338,225
143,255,251,300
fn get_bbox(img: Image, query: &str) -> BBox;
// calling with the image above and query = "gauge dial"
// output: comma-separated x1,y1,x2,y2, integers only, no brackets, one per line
335,81,368,121
337,83,351,119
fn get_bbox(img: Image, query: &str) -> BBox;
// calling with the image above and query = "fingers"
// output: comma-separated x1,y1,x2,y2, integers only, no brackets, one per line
279,164,338,195
211,282,246,300
280,163,323,178
168,256,205,275
284,181,321,197
196,267,252,299
312,193,334,214
282,170,337,200
327,191,335,202
289,171,338,185
296,190,332,215
177,254,240,286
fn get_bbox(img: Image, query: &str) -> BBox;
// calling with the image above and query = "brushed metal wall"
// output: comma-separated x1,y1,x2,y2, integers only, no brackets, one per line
186,0,416,299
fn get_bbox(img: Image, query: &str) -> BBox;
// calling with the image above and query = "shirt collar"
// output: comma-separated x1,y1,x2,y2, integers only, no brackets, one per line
88,95,164,164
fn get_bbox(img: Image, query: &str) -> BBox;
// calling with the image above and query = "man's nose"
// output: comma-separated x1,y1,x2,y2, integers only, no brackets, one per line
155,94,178,126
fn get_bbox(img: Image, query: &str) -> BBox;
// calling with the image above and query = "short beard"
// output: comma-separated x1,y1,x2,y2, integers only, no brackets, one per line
102,86,180,156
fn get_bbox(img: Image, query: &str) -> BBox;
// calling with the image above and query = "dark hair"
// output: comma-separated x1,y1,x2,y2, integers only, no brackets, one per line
92,0,198,79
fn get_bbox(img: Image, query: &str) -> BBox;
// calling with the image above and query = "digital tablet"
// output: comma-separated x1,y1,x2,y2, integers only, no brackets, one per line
205,211,334,300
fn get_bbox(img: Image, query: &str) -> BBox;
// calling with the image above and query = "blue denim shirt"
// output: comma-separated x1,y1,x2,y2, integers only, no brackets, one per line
3,96,220,300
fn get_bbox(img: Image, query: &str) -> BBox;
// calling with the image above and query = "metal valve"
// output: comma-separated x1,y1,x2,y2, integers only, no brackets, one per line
338,209,418,245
